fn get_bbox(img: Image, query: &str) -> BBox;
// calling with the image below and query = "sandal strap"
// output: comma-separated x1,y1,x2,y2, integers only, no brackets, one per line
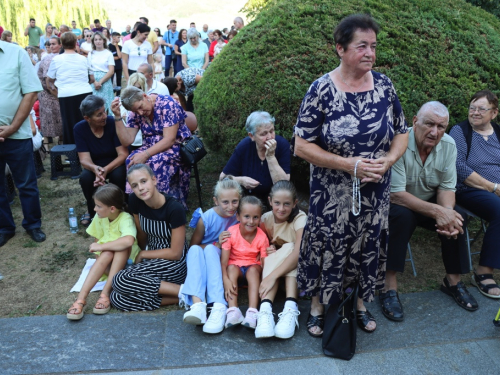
474,272,494,281
454,281,477,306
306,313,324,330
68,300,85,313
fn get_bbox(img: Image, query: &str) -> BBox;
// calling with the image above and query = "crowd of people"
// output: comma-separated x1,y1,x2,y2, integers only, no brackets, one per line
1,12,500,348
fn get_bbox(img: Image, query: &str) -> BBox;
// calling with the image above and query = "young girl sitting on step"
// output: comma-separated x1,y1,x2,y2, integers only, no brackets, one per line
180,176,242,334
254,180,306,339
67,184,140,320
221,195,269,329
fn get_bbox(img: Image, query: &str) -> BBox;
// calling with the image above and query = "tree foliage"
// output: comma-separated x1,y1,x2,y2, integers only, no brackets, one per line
195,0,500,186
0,0,107,47
466,0,500,18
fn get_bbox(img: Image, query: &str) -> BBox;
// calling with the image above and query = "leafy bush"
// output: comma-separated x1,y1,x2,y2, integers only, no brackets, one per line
195,0,500,188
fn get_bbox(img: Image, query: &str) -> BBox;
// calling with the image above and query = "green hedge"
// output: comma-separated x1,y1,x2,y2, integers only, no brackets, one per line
194,0,500,187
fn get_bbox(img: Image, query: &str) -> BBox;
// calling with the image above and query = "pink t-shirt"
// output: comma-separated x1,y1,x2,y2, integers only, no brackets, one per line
222,224,269,267
122,34,131,43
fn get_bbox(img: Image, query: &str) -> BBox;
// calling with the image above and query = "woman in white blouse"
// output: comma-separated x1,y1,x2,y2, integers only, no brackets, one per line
88,32,115,114
80,31,93,57
122,23,153,82
46,32,93,144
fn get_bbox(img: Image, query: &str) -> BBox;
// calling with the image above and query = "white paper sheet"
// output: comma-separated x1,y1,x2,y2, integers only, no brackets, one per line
70,258,107,293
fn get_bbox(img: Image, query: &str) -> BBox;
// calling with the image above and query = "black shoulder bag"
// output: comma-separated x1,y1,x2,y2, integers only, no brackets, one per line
322,283,358,360
180,135,207,166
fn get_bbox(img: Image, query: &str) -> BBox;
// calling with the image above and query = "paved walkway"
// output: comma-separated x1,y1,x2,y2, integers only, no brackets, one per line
1,289,499,375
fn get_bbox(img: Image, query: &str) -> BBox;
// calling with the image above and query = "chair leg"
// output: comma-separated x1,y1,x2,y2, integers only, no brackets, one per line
192,163,203,210
406,243,417,277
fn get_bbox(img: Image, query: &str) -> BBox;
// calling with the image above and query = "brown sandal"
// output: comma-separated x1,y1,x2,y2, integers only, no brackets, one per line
67,300,86,321
93,294,111,315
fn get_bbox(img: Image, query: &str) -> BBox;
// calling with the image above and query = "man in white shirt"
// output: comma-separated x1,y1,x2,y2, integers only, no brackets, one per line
200,24,209,40
137,63,170,96
233,17,244,30
106,20,113,34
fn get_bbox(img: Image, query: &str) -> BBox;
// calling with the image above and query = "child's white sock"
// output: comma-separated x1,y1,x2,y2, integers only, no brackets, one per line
260,300,273,312
284,299,298,311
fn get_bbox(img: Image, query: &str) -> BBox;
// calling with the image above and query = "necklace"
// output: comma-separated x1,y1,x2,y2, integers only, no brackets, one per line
339,67,367,91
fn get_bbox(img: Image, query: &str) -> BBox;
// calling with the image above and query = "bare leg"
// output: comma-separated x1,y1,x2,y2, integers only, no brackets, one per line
76,251,114,303
192,296,202,303
285,276,298,299
309,295,324,335
101,248,130,297
226,265,242,308
245,265,262,309
383,270,398,292
161,296,180,306
158,281,181,298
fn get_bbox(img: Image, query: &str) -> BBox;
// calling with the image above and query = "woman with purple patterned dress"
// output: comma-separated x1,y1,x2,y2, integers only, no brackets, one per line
111,86,191,208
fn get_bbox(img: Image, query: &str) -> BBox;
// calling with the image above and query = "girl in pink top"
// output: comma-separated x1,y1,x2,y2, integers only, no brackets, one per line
221,196,269,329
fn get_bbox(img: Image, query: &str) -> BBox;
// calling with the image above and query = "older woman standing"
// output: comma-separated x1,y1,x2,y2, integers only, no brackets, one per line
221,111,290,204
74,95,128,226
208,29,226,60
122,23,153,83
111,87,192,208
181,28,209,70
294,14,408,335
450,90,500,299
37,36,63,143
47,32,93,144
88,32,115,114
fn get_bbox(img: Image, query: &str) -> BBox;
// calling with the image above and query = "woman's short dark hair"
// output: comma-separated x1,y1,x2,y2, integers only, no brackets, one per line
80,95,105,117
162,77,178,95
49,36,61,45
178,29,187,41
228,30,238,39
132,23,151,39
60,31,77,50
333,14,379,57
471,90,499,110
213,29,222,38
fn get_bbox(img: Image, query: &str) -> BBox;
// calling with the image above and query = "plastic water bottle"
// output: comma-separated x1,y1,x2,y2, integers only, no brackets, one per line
68,208,78,233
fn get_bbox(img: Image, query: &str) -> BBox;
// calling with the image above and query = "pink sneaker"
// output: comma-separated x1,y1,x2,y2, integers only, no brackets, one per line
242,307,258,329
225,307,244,328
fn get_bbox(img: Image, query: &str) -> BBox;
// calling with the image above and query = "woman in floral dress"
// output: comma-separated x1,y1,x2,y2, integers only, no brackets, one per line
111,86,191,208
294,14,408,335
37,36,63,140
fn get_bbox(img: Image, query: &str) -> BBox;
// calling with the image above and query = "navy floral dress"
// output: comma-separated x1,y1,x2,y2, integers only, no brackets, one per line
126,95,191,208
294,71,407,305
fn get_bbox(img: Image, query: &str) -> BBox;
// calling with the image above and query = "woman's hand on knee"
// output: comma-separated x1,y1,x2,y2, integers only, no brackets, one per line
259,275,276,299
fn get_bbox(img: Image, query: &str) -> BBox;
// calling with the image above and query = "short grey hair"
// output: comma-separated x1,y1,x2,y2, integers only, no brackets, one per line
416,101,449,120
80,95,105,117
121,86,145,111
187,27,200,43
207,29,213,34
138,63,153,74
245,111,275,135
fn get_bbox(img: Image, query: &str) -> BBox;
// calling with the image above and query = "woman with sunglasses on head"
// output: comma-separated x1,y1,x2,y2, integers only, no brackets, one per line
122,23,153,83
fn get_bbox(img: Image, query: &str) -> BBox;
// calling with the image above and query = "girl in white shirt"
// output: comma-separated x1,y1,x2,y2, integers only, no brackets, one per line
122,23,153,82
88,32,115,114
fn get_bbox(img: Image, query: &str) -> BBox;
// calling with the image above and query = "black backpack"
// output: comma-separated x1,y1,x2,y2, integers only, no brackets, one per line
455,120,500,159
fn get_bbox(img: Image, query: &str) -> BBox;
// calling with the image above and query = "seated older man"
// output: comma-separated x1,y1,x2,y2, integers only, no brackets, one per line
136,63,170,96
379,101,477,322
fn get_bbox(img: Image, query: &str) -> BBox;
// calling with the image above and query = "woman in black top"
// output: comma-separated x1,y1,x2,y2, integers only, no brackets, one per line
74,95,128,226
110,164,188,311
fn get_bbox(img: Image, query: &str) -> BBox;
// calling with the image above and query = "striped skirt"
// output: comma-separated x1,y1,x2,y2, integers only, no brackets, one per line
110,253,187,311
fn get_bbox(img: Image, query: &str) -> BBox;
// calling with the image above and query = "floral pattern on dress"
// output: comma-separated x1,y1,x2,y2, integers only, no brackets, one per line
126,95,191,208
37,53,63,137
175,67,204,97
294,71,407,305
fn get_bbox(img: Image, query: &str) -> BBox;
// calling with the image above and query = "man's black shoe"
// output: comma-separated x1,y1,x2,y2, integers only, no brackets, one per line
379,289,404,321
0,233,15,247
27,228,46,243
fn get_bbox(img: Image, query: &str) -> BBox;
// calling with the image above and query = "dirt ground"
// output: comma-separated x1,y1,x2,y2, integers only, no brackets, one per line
0,147,493,318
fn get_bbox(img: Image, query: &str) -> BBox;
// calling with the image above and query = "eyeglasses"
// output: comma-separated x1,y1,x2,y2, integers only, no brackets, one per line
137,46,141,56
85,35,92,38
469,106,493,114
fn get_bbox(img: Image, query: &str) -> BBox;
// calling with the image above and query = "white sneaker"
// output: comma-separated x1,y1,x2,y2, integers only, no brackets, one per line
274,308,300,339
255,309,275,338
203,303,227,334
177,284,187,309
225,307,244,328
242,307,258,329
183,302,207,325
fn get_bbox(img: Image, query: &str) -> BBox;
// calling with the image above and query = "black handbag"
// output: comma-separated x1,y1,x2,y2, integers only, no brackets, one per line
180,135,207,166
322,283,358,360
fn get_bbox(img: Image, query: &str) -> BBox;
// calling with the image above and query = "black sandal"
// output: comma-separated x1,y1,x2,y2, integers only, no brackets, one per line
306,313,324,338
471,272,500,299
356,309,376,333
80,213,92,227
440,277,478,311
